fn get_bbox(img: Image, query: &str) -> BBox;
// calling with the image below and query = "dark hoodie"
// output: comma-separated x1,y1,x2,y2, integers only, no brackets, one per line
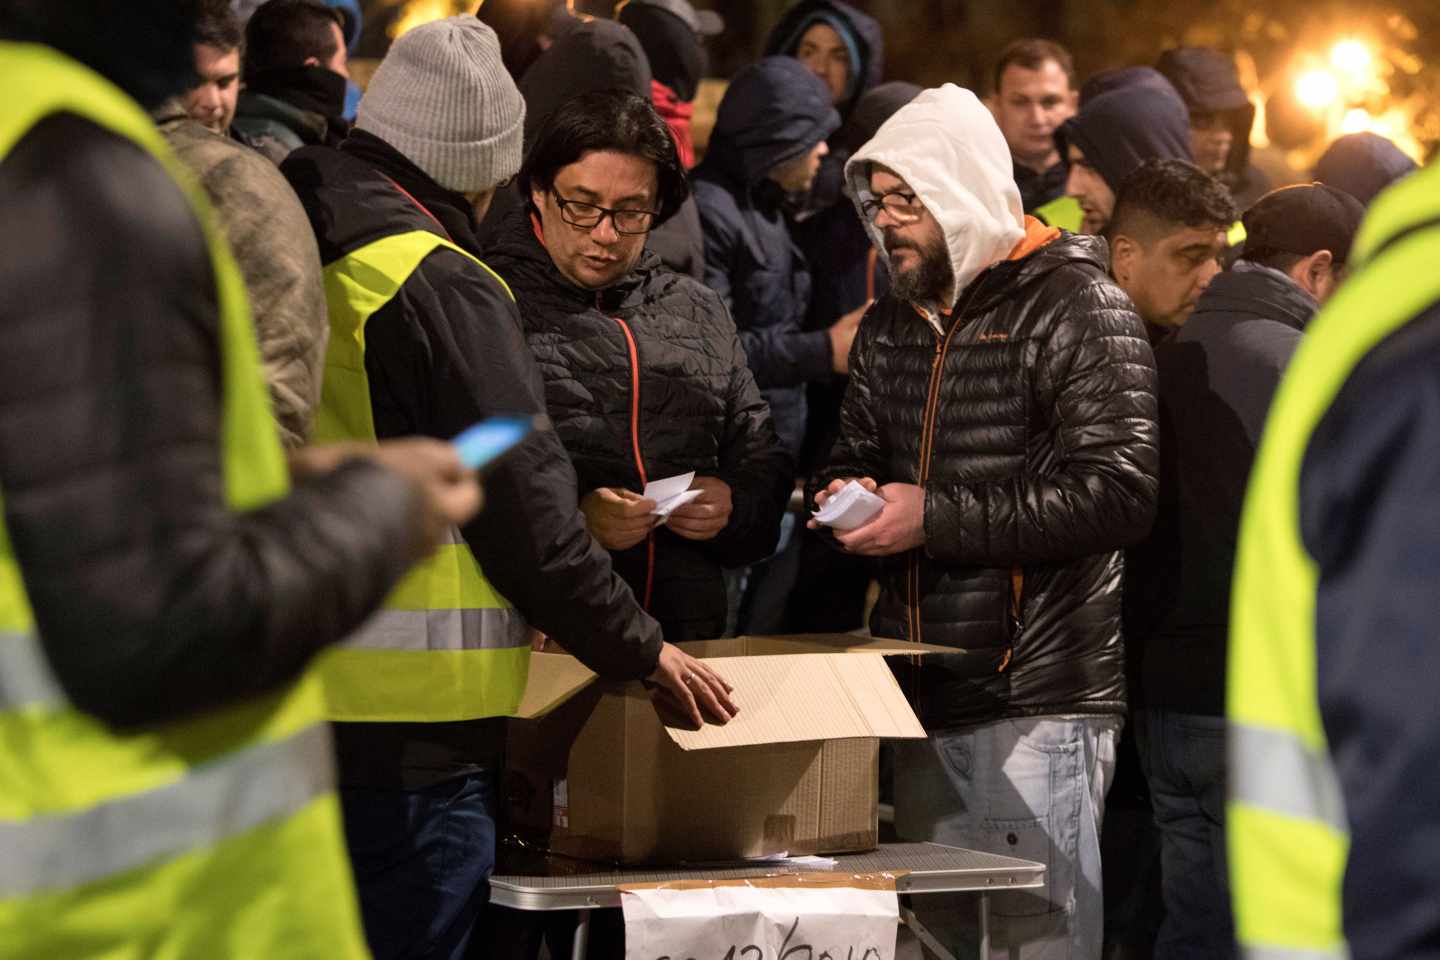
1156,47,1271,209
764,0,884,216
1128,262,1318,715
693,56,840,458
1058,71,1193,194
232,66,349,165
1313,132,1418,207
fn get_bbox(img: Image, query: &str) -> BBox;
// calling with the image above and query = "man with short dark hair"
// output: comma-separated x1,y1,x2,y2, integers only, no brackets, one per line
1127,182,1364,955
989,38,1078,222
810,84,1158,959
1108,158,1237,341
233,0,349,164
282,20,733,958
156,0,330,447
1057,68,1192,236
181,0,242,134
486,91,790,645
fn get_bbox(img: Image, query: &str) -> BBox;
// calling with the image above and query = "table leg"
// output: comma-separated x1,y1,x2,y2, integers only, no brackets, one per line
572,908,591,960
977,893,990,960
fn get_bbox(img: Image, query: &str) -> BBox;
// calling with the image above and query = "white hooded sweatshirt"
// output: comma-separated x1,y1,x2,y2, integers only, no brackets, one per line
845,84,1026,331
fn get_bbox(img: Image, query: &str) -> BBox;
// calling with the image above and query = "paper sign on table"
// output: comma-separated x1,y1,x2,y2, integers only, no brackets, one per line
645,471,703,520
622,874,899,960
811,480,886,530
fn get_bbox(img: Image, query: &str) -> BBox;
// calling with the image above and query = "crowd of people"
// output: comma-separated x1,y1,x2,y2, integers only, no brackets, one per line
0,1,1434,959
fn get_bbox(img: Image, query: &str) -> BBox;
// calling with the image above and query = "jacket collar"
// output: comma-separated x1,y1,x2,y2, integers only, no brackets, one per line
1192,261,1318,332
341,130,482,257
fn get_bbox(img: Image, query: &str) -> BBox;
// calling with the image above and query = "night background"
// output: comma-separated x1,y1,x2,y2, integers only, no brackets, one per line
350,0,1439,173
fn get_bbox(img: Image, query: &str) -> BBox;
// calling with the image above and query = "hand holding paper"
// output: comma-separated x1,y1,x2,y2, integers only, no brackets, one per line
643,471,702,521
580,487,657,551
809,479,886,531
666,476,733,541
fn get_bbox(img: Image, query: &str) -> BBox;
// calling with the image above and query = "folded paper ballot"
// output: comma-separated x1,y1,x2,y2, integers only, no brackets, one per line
811,480,885,530
644,471,703,521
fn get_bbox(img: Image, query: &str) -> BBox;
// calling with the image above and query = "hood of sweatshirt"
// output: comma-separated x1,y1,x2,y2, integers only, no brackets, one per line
845,84,1026,306
701,56,839,188
763,0,884,120
1057,75,1193,192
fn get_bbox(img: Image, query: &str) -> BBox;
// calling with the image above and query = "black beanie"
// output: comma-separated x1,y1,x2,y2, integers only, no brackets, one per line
618,4,705,102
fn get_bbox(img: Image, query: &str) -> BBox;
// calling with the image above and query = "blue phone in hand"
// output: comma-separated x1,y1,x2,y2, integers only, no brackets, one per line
452,415,549,471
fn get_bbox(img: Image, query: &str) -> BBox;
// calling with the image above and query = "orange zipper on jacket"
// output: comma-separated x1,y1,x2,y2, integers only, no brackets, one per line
610,306,655,611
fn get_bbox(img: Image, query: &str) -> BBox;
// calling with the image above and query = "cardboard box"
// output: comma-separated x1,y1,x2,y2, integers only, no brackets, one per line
504,635,936,866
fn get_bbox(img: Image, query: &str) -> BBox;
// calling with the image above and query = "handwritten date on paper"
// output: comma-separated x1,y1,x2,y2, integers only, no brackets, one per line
620,875,900,960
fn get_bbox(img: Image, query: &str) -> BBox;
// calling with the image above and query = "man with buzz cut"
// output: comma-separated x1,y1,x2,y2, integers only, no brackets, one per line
809,83,1158,959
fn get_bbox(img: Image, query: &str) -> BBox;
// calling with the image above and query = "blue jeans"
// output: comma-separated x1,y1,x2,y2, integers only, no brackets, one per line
894,716,1120,960
1134,709,1235,959
341,773,497,960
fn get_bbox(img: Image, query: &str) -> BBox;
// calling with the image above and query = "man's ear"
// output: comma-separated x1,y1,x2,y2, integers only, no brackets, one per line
1295,249,1334,298
531,187,547,212
1110,234,1139,284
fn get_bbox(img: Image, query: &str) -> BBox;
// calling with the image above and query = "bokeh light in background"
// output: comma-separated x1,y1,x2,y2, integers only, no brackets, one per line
1296,68,1340,109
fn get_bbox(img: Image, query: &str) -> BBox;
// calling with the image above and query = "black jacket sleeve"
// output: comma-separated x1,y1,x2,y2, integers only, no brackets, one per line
363,250,663,680
809,309,886,500
700,308,793,568
924,276,1159,565
697,188,833,390
0,115,422,730
1303,307,1440,960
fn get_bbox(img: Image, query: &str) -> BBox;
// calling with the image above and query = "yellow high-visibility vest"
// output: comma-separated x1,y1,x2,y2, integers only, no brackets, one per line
0,41,368,959
1033,193,1084,233
313,229,531,722
1228,162,1440,960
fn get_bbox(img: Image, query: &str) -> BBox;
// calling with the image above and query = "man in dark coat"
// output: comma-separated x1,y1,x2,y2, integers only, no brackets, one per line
1156,47,1272,210
695,56,846,460
1057,67,1193,235
486,91,791,643
232,0,350,165
1313,131,1418,207
811,84,1158,958
989,37,1079,218
1128,183,1363,955
764,0,884,215
282,19,733,958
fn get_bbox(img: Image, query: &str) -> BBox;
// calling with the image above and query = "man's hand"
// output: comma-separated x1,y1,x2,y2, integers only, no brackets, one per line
647,642,738,728
369,439,485,556
667,476,733,541
828,299,872,375
580,487,657,551
832,482,925,555
806,476,878,530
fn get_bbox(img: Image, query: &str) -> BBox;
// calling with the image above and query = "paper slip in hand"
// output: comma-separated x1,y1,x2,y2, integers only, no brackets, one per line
812,480,885,530
644,471,703,520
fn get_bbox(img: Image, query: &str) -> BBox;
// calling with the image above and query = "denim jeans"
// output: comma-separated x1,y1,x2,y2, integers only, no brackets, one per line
1133,709,1235,959
894,715,1121,960
341,773,498,960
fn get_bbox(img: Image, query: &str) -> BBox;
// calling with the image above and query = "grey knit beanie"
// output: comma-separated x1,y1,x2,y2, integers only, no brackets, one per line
356,16,525,194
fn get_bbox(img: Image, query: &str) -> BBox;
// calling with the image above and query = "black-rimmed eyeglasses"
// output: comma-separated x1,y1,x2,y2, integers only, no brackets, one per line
860,190,926,223
553,193,658,235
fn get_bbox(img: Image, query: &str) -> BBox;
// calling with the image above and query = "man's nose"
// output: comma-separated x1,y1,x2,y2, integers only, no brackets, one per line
591,215,620,244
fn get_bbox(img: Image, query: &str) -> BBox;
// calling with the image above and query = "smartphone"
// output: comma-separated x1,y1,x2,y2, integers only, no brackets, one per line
452,415,549,472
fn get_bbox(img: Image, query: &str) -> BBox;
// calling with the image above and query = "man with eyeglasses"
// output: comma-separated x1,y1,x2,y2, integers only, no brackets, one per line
807,84,1158,959
281,20,735,959
486,90,792,649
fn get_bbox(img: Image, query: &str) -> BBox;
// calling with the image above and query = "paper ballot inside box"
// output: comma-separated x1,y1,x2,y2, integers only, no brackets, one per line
812,480,885,530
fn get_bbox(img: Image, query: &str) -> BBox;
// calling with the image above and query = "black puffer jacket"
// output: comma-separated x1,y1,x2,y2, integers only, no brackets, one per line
486,207,792,640
694,56,839,457
812,233,1159,729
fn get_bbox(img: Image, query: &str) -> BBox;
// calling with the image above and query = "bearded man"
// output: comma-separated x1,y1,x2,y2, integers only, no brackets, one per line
808,84,1159,959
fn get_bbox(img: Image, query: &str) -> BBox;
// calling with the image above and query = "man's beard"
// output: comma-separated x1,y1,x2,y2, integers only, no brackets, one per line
887,237,954,307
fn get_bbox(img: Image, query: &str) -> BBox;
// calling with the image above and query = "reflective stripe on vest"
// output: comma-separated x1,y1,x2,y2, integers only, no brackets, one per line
1033,194,1084,233
1228,219,1248,247
314,229,530,723
0,42,367,959
1228,162,1440,960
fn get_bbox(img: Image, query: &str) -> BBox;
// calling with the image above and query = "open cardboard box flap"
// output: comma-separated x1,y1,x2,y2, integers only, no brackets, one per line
514,634,950,750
